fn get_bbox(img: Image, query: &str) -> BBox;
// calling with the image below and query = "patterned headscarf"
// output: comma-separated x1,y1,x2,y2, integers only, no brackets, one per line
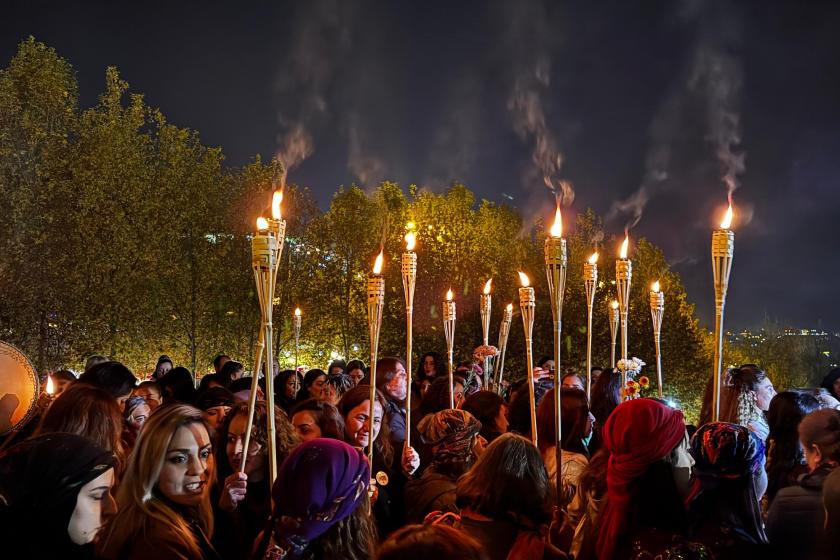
123,395,147,420
418,409,482,464
691,422,765,479
266,439,369,558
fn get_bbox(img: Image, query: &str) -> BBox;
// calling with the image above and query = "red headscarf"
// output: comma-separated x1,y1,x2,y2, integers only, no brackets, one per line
595,398,686,560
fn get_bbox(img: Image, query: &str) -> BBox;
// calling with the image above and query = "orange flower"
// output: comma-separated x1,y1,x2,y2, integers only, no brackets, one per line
638,376,650,388
624,384,638,398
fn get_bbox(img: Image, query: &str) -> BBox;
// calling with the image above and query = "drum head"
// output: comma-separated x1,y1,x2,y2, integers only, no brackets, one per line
0,342,40,436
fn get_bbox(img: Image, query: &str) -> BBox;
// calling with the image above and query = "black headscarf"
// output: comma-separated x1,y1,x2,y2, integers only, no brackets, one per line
0,433,115,558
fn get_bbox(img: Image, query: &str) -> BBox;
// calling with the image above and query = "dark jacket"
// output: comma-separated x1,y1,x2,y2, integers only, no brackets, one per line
385,398,407,445
766,463,836,560
101,514,221,560
404,467,457,523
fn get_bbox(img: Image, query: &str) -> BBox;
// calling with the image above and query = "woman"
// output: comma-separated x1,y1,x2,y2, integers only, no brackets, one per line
765,391,821,504
297,368,328,403
377,524,488,560
152,355,173,380
452,433,563,559
123,395,151,450
195,386,236,431
416,351,446,386
376,357,409,445
217,361,245,389
0,433,117,559
536,388,592,509
507,379,552,440
339,385,419,536
97,404,220,560
461,390,508,444
594,398,691,559
289,398,346,442
327,359,346,376
274,369,302,413
588,368,621,453
346,359,367,387
134,380,163,411
213,401,298,560
419,376,465,422
323,372,354,405
405,409,482,522
717,364,776,441
686,423,768,557
254,439,376,559
159,366,198,405
50,368,77,397
820,367,840,401
35,382,125,474
561,373,585,391
766,408,840,559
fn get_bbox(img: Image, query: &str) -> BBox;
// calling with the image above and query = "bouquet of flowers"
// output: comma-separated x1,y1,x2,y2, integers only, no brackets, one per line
616,357,646,379
473,345,498,364
617,357,647,399
624,375,652,400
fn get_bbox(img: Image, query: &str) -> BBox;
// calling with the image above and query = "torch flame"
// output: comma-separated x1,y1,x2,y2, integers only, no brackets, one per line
720,203,733,229
549,204,562,238
518,271,531,287
256,217,269,231
483,278,492,294
271,190,283,220
46,375,54,395
446,289,454,301
611,300,619,309
372,250,384,275
294,307,301,317
588,252,599,265
652,281,660,293
506,303,513,312
404,231,416,251
619,234,629,259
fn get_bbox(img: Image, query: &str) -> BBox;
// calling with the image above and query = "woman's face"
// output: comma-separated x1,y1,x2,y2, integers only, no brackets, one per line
158,423,213,507
67,468,117,545
385,363,407,401
226,413,264,479
285,375,301,399
134,386,162,410
128,403,151,432
231,367,245,381
308,375,327,399
321,384,340,406
158,362,173,377
495,404,509,433
203,406,231,430
562,375,584,391
423,356,436,377
292,411,322,442
345,400,383,449
754,378,776,411
348,368,365,386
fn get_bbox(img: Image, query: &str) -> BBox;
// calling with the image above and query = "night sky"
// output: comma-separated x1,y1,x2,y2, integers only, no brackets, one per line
3,0,839,331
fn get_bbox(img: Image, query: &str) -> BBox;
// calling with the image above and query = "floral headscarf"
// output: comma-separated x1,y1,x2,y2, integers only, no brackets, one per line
418,409,482,464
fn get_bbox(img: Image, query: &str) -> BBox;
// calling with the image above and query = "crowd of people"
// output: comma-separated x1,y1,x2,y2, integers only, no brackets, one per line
2,351,840,559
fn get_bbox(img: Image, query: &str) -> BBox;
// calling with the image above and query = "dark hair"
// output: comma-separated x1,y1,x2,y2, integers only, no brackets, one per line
376,524,487,560
536,388,590,457
77,361,136,399
228,376,255,394
197,373,222,393
375,357,406,403
213,354,231,370
799,408,840,465
590,368,622,426
327,373,354,399
346,360,366,375
84,354,109,373
338,385,394,469
561,373,584,387
195,387,236,411
302,369,327,395
455,433,551,525
420,376,463,418
507,381,552,440
158,366,197,404
274,369,303,410
289,398,346,440
415,352,446,383
217,360,244,388
820,368,840,400
579,447,609,501
461,391,505,442
52,369,76,383
766,391,821,501
327,359,346,375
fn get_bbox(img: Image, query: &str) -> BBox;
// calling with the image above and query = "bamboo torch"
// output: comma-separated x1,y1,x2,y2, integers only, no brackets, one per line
443,289,457,408
615,233,632,391
650,281,665,398
711,202,735,421
480,278,493,389
495,303,513,392
609,300,619,368
293,307,301,369
583,252,598,396
367,250,385,465
518,271,537,446
401,231,417,447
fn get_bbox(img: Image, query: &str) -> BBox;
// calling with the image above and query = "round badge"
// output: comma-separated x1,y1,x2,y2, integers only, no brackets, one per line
375,471,389,486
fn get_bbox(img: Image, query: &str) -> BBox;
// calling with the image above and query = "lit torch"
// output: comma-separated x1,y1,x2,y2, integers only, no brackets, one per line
615,233,632,392
366,249,385,465
609,300,619,368
495,303,513,392
442,289,457,408
45,374,55,403
402,230,417,447
650,281,665,398
518,271,538,446
480,278,494,390
711,202,735,421
583,252,598,396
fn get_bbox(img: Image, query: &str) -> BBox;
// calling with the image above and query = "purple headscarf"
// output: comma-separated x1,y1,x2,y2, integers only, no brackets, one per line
266,439,369,557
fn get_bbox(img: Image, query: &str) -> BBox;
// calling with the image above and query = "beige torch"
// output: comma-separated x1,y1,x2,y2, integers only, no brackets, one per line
293,307,301,369
615,234,632,391
443,289,457,408
649,281,665,398
583,252,598,396
402,231,417,447
367,250,385,465
495,303,513,392
480,278,493,390
609,300,619,368
518,271,538,446
711,202,735,421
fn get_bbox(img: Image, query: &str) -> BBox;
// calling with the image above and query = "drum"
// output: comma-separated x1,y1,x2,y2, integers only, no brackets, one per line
0,342,40,436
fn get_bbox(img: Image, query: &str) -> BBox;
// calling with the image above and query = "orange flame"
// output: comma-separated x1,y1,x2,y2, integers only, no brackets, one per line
652,281,660,293
720,202,733,229
271,190,283,220
404,231,416,251
619,234,629,259
483,278,492,295
372,250,384,275
446,289,454,301
256,217,269,231
549,204,562,238
518,271,531,287
46,375,54,395
611,300,619,309
588,252,599,265
294,307,302,317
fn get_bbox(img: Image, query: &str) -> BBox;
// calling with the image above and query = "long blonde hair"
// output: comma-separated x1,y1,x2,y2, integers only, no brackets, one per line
97,404,215,558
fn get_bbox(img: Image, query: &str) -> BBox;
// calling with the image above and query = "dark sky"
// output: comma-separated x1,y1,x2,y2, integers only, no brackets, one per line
4,0,839,332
